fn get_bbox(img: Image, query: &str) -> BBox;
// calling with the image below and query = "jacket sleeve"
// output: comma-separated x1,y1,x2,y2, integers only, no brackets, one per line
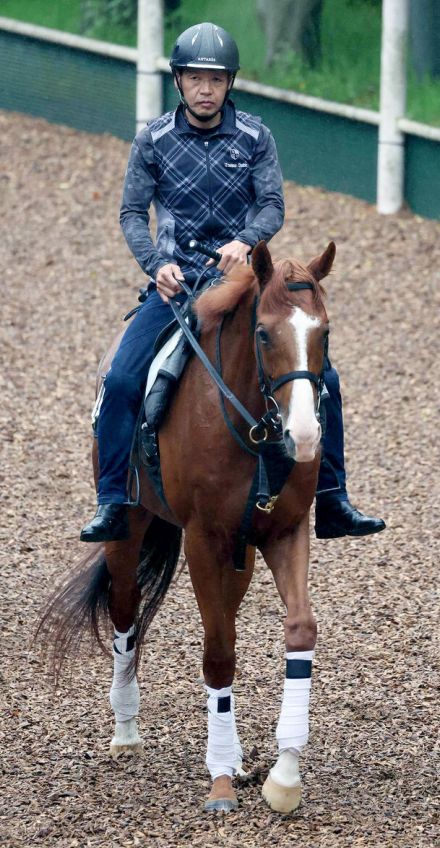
235,125,285,247
119,128,168,280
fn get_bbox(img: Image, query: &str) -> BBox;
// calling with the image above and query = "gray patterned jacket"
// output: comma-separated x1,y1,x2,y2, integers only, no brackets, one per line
120,100,285,280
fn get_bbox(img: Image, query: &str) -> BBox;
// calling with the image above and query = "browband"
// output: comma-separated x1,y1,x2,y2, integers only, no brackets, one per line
287,282,314,292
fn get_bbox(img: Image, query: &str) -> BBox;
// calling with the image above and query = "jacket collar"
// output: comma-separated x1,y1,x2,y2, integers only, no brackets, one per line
174,99,237,137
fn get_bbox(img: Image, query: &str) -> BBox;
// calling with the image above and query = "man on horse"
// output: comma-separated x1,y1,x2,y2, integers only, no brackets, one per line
80,21,385,543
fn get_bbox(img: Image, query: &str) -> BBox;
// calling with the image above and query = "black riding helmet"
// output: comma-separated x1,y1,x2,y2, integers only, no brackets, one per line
170,22,240,122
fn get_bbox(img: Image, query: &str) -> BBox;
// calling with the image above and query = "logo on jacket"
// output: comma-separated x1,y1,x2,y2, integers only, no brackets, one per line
224,146,248,169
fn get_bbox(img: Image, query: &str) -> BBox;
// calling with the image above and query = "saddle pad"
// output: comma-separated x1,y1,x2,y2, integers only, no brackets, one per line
145,328,182,398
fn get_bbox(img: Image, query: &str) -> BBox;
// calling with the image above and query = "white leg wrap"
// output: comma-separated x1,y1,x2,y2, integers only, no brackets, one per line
231,694,243,772
205,685,242,780
275,650,314,756
109,626,140,723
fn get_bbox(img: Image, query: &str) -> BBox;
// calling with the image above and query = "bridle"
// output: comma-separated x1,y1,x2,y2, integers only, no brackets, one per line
252,281,325,444
165,272,325,451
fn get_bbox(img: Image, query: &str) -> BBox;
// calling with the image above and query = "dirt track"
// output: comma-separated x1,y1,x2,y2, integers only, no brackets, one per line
0,110,439,848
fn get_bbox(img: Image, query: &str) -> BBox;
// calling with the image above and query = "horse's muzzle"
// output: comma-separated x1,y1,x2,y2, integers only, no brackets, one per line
283,427,321,462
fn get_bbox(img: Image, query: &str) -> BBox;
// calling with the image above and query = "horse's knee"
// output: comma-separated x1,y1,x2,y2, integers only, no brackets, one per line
203,635,235,688
284,611,317,652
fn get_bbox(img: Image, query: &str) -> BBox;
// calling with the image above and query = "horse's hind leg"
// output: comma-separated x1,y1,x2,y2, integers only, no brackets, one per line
259,515,317,813
185,529,255,812
105,506,153,758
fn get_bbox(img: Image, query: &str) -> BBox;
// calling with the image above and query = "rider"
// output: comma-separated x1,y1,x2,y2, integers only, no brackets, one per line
80,22,385,543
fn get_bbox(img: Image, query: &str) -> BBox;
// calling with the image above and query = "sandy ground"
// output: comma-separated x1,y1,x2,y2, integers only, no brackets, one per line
0,110,439,848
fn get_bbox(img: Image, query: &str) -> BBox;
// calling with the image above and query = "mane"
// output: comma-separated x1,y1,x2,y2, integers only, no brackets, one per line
195,256,326,331
195,265,257,331
259,258,326,316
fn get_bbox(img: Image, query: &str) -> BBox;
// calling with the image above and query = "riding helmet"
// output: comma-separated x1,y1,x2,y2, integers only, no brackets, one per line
169,22,240,73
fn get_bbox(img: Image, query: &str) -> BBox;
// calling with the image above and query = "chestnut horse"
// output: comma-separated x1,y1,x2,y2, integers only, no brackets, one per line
40,240,334,814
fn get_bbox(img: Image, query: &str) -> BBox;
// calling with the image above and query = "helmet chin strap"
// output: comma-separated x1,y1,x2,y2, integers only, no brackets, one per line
175,72,235,124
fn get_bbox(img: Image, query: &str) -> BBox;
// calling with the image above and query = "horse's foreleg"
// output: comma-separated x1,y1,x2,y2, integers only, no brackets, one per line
185,530,255,811
105,507,153,758
259,514,317,813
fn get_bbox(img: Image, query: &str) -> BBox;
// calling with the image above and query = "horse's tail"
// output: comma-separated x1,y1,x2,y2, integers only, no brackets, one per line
134,517,183,673
37,517,183,682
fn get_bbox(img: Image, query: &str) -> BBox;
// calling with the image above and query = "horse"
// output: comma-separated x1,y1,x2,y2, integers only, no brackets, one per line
39,239,335,814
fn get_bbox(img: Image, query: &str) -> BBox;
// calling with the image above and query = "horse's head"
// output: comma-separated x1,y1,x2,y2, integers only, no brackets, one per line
253,241,334,462
195,240,335,463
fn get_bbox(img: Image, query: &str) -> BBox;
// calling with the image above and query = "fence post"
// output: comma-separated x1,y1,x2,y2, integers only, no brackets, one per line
136,0,163,131
377,0,409,214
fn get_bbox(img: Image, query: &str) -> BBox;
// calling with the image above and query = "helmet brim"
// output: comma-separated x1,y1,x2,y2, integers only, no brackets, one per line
172,63,238,71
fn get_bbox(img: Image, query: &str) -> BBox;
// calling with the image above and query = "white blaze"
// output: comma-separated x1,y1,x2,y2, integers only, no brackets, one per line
286,308,322,462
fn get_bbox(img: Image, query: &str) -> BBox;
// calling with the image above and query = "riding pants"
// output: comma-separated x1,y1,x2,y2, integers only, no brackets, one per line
97,289,175,504
316,358,347,499
96,290,347,504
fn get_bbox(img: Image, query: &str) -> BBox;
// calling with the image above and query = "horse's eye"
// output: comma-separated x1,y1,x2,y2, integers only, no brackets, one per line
257,326,270,346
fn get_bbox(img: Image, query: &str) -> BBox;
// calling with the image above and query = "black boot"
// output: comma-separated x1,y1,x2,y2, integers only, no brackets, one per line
315,495,386,539
80,504,129,543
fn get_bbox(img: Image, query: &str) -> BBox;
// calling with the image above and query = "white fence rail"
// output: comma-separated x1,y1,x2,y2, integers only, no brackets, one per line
1,14,439,143
1,13,440,218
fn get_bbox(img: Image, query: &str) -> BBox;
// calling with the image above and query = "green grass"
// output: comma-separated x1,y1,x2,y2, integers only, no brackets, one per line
2,0,439,125
0,0,83,33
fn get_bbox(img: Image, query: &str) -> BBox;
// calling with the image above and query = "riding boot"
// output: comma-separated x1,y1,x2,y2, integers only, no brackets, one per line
315,360,385,539
315,495,386,539
80,504,129,542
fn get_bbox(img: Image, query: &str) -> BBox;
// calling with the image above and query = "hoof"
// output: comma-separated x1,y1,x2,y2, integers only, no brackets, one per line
261,774,302,814
204,798,239,812
110,718,142,759
110,740,143,759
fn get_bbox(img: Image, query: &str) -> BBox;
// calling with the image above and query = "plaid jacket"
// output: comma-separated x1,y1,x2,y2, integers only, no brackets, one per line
120,100,285,280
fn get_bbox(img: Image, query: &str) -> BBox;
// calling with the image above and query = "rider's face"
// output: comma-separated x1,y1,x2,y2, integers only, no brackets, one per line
177,69,230,127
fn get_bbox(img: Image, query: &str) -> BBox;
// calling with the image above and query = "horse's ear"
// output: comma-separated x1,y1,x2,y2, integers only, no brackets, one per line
307,241,336,282
251,241,274,291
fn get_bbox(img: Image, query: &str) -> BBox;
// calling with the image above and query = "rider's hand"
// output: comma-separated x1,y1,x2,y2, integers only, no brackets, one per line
206,240,251,273
155,263,185,303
